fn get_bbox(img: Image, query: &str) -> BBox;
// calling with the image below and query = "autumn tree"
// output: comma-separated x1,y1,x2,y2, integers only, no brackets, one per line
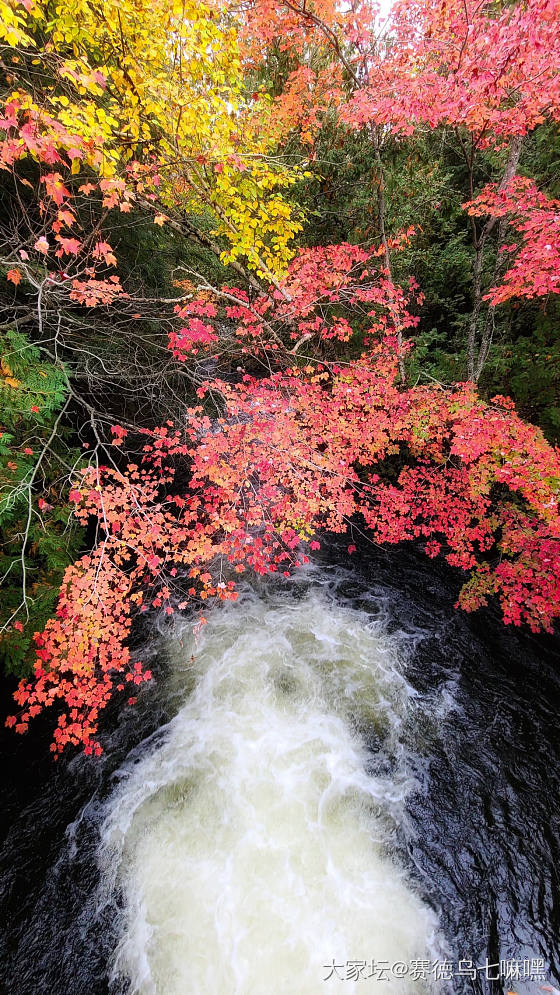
0,0,306,664
343,0,560,379
7,233,560,756
240,0,560,381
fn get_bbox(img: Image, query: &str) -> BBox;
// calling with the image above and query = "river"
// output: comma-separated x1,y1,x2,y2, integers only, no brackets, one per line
1,540,559,994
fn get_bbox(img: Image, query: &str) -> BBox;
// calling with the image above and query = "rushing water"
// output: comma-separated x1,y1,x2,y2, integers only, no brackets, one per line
1,543,559,995
99,590,440,995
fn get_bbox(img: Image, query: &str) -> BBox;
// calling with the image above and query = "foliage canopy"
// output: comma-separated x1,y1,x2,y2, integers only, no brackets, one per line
2,0,560,754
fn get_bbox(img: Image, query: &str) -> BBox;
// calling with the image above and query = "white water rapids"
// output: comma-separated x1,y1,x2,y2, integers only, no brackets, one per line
97,586,442,995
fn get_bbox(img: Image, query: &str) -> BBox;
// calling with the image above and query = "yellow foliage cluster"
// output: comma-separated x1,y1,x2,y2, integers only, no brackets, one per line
1,0,303,276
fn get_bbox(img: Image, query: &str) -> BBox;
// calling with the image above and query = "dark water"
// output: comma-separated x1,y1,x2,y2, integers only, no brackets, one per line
1,539,559,994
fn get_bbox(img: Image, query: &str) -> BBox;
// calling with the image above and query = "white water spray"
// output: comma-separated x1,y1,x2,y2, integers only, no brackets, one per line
98,587,441,994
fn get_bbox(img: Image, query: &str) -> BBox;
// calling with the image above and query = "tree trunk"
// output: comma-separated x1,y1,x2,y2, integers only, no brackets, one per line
371,126,406,383
467,134,523,382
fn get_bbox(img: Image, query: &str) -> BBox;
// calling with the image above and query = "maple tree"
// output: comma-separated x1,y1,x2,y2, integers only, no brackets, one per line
1,0,560,756
240,0,560,379
342,0,560,379
7,254,560,755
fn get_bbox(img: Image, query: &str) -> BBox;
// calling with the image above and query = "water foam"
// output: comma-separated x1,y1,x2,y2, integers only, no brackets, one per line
98,589,440,994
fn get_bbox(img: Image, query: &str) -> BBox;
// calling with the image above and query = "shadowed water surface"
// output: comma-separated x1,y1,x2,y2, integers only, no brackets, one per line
0,540,558,995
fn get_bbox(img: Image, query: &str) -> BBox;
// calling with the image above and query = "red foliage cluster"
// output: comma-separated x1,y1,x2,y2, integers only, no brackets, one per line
7,554,136,755
169,238,422,361
465,176,560,304
5,421,239,754
7,337,560,753
186,359,560,633
169,301,219,357
0,95,133,304
345,0,560,140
